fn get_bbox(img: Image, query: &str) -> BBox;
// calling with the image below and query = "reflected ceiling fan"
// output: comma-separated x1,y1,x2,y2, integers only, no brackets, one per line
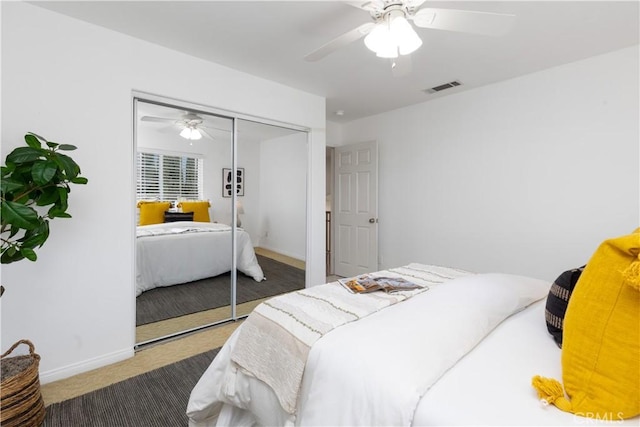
140,112,230,141
304,0,515,75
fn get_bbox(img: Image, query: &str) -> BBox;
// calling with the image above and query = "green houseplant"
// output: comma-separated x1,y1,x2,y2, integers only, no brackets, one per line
1,132,88,293
0,132,87,426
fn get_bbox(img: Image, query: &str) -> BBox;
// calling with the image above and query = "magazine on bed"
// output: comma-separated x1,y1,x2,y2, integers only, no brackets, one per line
338,275,421,294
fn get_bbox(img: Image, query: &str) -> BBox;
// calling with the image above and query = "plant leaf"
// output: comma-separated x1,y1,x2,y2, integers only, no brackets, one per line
58,144,77,151
0,177,24,195
55,153,80,180
31,160,58,185
35,186,60,206
33,220,49,248
57,187,69,211
20,247,37,262
6,147,44,164
1,201,40,230
71,177,88,185
1,250,26,264
28,132,47,142
48,208,72,219
24,134,42,149
1,164,16,176
18,219,50,248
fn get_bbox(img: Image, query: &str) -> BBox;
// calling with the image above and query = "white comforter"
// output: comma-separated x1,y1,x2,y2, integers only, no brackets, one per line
136,221,264,296
414,300,640,426
187,267,549,426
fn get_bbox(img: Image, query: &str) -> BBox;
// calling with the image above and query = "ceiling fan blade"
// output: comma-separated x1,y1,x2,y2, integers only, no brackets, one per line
200,124,232,134
345,1,384,13
140,116,176,123
304,22,375,62
198,128,216,141
390,55,412,77
157,124,182,134
405,0,427,11
412,8,516,36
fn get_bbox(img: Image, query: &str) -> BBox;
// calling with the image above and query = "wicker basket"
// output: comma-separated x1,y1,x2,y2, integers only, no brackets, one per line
1,340,46,427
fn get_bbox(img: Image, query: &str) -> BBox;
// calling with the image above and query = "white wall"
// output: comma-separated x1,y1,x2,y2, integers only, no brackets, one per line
326,120,343,147
237,135,261,239
258,133,308,260
1,2,325,383
234,129,308,260
340,46,639,281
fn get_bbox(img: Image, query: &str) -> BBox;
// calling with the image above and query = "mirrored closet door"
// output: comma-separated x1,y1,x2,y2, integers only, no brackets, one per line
134,99,234,345
133,97,309,346
234,119,308,318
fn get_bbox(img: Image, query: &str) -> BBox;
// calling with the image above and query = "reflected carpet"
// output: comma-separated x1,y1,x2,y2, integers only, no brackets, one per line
136,255,304,325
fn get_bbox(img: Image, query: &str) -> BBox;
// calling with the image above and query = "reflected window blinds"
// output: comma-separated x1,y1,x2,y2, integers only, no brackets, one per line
136,152,203,201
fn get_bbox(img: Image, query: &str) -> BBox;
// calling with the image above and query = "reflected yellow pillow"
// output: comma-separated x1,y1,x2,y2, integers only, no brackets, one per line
533,229,640,420
137,201,171,226
178,200,211,222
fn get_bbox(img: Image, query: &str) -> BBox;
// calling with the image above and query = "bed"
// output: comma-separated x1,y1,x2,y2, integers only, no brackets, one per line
136,221,264,296
186,263,639,427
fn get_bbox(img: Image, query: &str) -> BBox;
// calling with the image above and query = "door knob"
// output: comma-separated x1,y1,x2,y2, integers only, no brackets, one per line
369,218,376,223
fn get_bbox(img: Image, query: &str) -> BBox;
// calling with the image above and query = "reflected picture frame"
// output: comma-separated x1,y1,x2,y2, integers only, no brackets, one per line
222,168,244,197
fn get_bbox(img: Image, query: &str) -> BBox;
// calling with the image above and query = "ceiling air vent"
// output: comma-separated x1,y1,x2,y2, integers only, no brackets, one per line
424,80,462,94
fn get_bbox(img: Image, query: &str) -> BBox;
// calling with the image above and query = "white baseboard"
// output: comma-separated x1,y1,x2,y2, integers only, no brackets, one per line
39,347,134,384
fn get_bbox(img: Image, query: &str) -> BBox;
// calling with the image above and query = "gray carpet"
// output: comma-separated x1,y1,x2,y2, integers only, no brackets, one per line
137,255,305,325
43,348,220,427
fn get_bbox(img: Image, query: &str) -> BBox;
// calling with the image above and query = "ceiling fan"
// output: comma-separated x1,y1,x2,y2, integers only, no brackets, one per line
304,0,515,75
140,112,230,141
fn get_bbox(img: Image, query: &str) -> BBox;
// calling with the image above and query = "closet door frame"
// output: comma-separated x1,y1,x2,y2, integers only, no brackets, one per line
132,91,310,347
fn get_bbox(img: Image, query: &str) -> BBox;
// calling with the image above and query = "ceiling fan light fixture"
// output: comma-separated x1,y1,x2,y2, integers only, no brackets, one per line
392,15,423,55
366,22,399,58
375,44,399,59
364,23,390,54
364,10,422,58
180,127,202,141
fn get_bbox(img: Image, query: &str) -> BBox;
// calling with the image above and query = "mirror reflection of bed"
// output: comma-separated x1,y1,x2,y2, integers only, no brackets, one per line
135,99,308,345
135,242,306,344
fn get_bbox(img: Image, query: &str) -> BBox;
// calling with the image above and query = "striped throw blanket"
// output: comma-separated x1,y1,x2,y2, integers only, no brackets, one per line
230,263,472,415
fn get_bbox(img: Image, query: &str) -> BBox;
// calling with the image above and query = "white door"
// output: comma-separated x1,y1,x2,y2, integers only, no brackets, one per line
333,141,378,277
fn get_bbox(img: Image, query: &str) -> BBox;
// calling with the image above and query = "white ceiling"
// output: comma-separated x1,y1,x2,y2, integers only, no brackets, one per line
30,1,639,123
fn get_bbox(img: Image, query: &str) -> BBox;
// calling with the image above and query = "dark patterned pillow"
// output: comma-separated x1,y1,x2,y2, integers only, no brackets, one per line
163,211,194,223
545,265,585,347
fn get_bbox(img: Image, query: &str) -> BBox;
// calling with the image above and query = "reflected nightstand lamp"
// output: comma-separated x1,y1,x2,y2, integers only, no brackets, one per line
236,200,245,227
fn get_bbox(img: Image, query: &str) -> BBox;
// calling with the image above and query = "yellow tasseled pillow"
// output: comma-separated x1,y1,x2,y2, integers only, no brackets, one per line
178,200,211,222
532,228,640,420
137,201,171,225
